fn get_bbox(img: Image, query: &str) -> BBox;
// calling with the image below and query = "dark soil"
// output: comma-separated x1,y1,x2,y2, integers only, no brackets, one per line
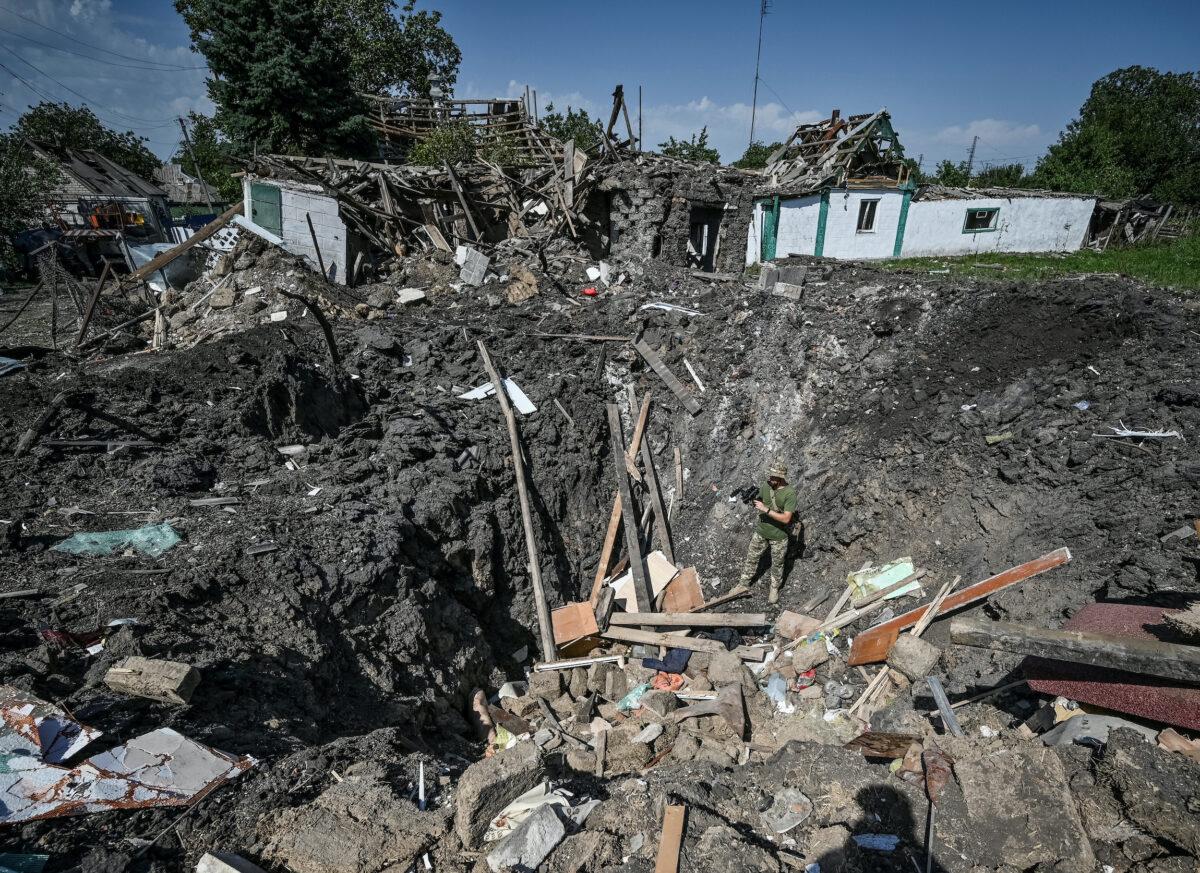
1,248,1198,871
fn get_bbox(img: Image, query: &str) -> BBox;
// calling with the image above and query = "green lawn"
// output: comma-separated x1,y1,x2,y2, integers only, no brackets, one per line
882,234,1200,290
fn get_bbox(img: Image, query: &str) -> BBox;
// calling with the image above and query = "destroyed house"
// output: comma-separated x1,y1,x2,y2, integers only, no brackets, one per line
30,141,173,244
238,87,760,285
154,163,220,208
748,109,1097,262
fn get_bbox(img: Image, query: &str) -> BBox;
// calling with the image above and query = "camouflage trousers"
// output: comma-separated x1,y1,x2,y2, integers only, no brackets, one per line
738,532,789,592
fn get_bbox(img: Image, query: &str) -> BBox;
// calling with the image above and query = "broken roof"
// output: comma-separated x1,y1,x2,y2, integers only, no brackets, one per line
914,184,1096,201
762,109,910,195
31,141,166,200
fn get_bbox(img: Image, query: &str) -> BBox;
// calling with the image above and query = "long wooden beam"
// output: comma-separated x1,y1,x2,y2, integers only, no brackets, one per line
950,617,1200,684
606,403,655,616
479,342,555,658
634,339,701,416
847,548,1072,666
127,203,242,283
600,626,766,661
608,612,767,628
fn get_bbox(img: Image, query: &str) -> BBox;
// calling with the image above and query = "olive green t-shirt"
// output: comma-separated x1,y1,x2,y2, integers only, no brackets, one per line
756,482,797,541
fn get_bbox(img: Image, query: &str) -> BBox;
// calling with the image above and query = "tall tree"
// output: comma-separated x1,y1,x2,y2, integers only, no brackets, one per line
540,103,602,155
176,0,374,156
172,112,241,202
973,163,1028,188
658,127,720,164
15,103,160,180
0,133,61,268
732,140,783,170
931,159,969,187
1031,66,1200,204
177,0,459,98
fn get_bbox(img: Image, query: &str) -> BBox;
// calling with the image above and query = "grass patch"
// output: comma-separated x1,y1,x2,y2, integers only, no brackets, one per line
883,234,1200,290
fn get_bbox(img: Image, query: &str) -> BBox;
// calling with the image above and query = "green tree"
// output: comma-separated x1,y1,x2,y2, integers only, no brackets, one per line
177,0,459,98
406,120,476,165
1030,66,1200,203
540,103,602,154
973,163,1029,188
14,102,160,180
176,0,374,156
172,112,241,203
732,140,783,169
932,159,970,186
658,127,720,164
0,133,62,268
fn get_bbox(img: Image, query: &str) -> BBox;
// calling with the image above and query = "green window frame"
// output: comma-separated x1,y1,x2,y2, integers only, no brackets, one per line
250,183,283,237
962,207,1000,234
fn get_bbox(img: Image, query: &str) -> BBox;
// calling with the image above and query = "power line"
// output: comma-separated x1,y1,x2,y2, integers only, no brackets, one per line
4,46,181,125
755,76,795,119
0,25,208,72
0,2,206,69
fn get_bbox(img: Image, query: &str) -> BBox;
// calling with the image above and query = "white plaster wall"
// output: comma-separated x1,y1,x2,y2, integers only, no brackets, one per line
244,178,349,283
746,200,764,264
821,189,905,259
774,194,822,257
901,197,1095,257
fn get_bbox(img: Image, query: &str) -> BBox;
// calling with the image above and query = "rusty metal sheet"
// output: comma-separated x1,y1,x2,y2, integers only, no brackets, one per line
847,548,1072,666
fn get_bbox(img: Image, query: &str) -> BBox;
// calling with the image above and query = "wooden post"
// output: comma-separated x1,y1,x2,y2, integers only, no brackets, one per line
640,430,675,564
949,617,1200,683
654,804,686,873
607,403,654,617
479,341,556,659
589,496,623,606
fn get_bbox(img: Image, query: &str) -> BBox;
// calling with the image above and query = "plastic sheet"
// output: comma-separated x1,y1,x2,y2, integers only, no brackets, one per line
51,523,181,558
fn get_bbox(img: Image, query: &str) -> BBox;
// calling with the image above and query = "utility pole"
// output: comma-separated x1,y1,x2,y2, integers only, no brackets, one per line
964,135,979,185
177,117,215,215
748,0,770,149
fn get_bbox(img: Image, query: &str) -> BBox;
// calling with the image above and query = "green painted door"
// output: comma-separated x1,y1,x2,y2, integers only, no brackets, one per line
250,183,282,237
759,196,779,261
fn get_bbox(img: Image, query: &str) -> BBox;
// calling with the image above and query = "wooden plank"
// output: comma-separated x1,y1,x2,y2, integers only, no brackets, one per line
661,567,704,612
601,626,766,661
640,429,675,564
926,675,964,737
687,585,749,613
479,341,556,658
608,612,768,628
75,261,111,346
552,601,599,645
634,340,701,416
950,617,1200,684
607,403,655,616
128,203,242,283
847,548,1072,666
654,804,686,873
625,391,653,482
589,494,623,606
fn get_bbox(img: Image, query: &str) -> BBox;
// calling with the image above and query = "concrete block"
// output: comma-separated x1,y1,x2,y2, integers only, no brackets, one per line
885,634,941,681
757,263,778,291
638,690,679,717
454,742,544,849
772,282,804,302
197,853,267,873
776,264,808,285
486,802,565,872
104,656,200,704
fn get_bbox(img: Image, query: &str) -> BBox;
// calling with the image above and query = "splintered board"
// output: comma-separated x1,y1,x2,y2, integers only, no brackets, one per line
634,340,702,416
847,547,1072,666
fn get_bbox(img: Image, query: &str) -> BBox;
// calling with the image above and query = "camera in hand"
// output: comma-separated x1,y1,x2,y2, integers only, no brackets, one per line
732,485,759,506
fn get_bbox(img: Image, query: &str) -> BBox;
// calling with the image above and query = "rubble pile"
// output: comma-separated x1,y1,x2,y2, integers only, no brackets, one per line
2,222,1199,872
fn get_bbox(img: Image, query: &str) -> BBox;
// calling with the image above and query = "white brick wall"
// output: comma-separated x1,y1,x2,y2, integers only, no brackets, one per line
244,177,350,283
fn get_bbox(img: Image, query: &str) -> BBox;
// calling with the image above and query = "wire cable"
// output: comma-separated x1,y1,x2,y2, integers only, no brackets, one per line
0,2,207,69
0,26,208,72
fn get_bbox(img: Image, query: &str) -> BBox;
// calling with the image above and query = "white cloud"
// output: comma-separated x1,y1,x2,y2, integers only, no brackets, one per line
933,118,1041,147
0,1,211,159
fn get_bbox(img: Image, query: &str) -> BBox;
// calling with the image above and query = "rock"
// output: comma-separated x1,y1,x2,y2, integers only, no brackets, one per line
638,690,679,717
776,610,820,640
196,853,267,873
366,288,393,309
568,667,588,699
885,635,941,681
527,669,562,701
565,746,597,772
263,764,448,873
791,640,830,672
453,742,545,849
486,802,565,872
1100,727,1200,857
103,656,200,704
210,287,236,309
951,740,1095,871
396,288,427,305
547,831,620,873
632,723,664,744
671,733,700,762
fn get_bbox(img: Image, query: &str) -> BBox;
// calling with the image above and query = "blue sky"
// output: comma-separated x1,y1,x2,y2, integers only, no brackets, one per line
1,0,1196,172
